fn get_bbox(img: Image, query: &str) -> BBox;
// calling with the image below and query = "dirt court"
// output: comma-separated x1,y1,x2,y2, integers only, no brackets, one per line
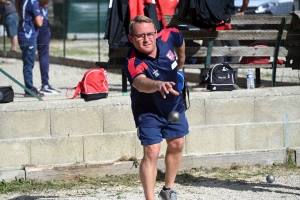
0,165,299,200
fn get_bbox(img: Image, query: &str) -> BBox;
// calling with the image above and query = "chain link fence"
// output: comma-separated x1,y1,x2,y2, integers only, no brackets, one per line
0,0,300,99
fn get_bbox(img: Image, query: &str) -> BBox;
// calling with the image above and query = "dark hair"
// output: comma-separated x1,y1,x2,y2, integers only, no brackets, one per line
128,15,156,35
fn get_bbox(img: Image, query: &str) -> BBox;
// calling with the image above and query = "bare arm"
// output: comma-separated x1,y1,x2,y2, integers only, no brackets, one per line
0,0,11,6
132,74,179,99
15,0,21,19
34,15,43,27
175,40,186,70
34,0,50,27
236,0,250,15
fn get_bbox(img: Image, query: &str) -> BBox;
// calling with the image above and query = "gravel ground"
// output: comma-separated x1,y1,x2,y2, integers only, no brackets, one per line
0,165,299,200
0,58,131,102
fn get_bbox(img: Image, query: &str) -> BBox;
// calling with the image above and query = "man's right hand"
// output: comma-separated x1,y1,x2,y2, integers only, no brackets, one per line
132,75,179,98
155,81,179,99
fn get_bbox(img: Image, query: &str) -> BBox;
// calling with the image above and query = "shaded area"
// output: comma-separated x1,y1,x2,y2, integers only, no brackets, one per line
8,195,58,200
156,168,300,197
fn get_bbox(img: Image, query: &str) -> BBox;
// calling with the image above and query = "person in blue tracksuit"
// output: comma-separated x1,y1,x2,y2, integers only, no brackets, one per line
37,3,60,95
15,0,43,97
15,0,59,97
123,15,188,200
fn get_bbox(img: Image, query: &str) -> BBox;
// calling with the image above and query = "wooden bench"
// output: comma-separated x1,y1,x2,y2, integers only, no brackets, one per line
107,12,300,90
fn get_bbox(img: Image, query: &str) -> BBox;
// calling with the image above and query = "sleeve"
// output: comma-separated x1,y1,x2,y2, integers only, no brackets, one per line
170,28,184,48
158,28,184,47
31,0,42,18
124,57,149,84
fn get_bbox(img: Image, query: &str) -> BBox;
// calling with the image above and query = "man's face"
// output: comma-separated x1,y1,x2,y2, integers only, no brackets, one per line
128,22,157,57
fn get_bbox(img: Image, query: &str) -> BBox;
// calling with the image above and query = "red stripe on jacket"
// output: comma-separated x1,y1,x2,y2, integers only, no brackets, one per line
128,57,149,78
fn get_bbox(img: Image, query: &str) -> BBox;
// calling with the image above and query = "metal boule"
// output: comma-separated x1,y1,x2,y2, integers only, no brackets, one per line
266,174,275,183
168,111,180,123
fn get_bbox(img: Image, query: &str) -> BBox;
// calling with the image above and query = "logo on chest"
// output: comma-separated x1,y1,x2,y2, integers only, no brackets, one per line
152,69,160,77
166,50,175,61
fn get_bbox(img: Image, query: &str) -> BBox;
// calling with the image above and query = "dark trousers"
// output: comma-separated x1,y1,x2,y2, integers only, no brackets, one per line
19,42,37,91
37,20,50,87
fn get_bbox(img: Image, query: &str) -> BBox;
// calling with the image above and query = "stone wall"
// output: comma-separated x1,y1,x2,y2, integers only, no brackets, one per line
1,86,300,180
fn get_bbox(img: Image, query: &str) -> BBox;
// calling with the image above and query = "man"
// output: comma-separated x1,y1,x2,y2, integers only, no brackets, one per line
211,0,250,64
37,0,60,95
1,0,18,51
123,15,189,200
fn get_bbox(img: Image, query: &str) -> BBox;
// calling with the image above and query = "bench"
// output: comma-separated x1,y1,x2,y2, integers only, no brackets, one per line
107,12,300,91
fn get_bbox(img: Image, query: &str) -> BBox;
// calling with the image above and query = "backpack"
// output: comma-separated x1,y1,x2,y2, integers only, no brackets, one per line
0,86,14,103
191,0,234,29
67,68,109,101
206,63,235,91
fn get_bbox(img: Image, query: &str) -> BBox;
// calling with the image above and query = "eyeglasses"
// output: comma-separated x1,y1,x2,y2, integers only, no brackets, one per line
132,32,156,40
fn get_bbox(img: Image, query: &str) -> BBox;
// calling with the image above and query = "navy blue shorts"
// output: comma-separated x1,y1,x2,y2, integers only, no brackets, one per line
137,112,189,146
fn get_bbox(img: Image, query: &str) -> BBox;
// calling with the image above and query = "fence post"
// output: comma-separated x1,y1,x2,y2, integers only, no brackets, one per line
1,8,6,51
205,39,213,69
0,68,43,101
272,17,286,87
122,68,128,95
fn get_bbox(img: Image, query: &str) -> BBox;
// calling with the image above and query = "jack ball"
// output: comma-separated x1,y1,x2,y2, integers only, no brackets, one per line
168,111,180,123
266,174,275,183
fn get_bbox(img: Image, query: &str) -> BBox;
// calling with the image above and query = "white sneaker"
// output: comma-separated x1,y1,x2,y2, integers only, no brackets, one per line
40,85,61,95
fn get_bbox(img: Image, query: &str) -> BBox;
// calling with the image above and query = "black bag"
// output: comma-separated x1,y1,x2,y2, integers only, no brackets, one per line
206,63,235,91
0,86,14,103
191,0,234,29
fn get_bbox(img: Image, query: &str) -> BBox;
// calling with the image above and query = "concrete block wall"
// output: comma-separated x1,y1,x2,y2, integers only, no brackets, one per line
1,86,300,172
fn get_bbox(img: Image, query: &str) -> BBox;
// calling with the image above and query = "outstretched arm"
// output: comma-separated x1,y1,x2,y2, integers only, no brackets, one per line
132,74,179,99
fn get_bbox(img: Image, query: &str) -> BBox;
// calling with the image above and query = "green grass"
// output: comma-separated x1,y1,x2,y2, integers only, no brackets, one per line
1,38,108,59
0,178,75,194
49,40,101,57
0,164,299,195
0,173,141,194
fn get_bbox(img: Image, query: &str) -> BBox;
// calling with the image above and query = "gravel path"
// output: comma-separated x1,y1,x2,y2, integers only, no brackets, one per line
0,166,299,200
0,58,130,102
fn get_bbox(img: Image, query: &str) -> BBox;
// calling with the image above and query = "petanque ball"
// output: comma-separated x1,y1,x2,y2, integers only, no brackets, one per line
168,111,180,123
266,174,275,183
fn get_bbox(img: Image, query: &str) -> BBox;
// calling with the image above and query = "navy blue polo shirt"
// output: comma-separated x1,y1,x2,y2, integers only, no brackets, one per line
124,27,185,127
17,0,41,43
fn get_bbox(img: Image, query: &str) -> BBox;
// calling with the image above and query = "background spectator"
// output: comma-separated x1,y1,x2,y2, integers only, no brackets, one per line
0,0,18,51
37,0,60,95
15,0,43,97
